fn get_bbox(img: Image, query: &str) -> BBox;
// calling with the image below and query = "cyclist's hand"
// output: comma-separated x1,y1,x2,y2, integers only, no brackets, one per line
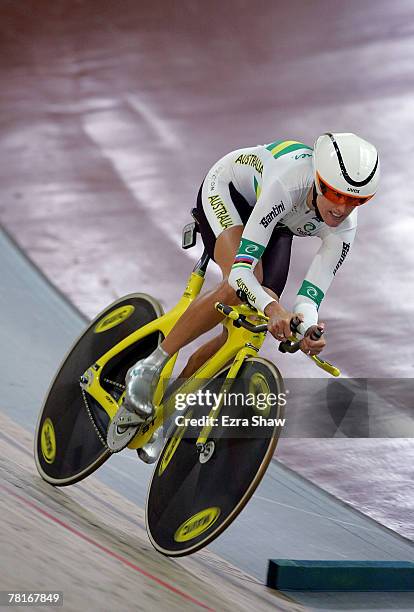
265,302,303,341
300,324,326,356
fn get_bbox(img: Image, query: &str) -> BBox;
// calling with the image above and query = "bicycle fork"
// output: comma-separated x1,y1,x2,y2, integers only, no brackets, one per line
195,343,259,458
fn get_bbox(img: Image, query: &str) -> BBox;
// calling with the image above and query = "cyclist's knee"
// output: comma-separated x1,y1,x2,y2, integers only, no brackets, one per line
216,279,240,306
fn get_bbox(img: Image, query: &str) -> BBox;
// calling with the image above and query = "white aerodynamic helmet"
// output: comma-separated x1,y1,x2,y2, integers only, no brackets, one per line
313,132,380,205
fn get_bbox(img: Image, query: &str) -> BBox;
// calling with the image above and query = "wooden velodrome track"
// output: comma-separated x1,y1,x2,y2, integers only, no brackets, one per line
1,413,301,611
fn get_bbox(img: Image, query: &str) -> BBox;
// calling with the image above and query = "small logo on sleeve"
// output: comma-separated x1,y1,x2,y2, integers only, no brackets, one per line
297,280,325,309
238,238,265,259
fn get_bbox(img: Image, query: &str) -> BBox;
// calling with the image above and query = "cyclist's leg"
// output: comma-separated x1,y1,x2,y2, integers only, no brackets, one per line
135,227,251,463
124,171,249,418
177,328,228,379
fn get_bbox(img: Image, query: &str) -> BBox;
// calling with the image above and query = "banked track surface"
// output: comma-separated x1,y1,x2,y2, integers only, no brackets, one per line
1,413,299,612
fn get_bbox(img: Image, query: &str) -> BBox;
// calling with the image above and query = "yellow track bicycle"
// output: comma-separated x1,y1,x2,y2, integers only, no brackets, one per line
35,212,339,556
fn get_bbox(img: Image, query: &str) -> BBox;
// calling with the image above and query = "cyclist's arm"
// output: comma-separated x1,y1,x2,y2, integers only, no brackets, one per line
294,225,357,335
228,178,293,313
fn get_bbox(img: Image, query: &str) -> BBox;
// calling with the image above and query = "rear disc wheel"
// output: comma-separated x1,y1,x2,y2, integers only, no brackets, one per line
35,293,163,486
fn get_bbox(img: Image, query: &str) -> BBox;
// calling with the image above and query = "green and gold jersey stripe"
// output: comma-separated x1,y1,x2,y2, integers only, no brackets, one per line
253,176,262,199
266,139,313,160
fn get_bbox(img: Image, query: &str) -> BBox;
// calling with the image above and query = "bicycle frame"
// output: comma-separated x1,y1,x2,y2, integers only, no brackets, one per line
79,253,268,451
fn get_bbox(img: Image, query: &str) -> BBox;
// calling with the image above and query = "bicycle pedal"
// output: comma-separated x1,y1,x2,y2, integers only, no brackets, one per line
106,405,146,452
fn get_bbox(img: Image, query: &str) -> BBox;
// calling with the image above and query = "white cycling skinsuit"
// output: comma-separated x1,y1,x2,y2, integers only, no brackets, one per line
200,139,357,333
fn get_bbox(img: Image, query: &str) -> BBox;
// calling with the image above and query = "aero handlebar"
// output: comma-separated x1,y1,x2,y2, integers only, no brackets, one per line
215,302,340,377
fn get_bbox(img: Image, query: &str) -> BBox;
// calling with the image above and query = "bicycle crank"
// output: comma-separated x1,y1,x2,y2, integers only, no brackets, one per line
106,405,146,452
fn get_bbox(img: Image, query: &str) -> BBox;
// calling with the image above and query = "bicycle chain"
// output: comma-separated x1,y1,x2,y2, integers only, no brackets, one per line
81,388,110,450
81,374,184,459
103,377,126,391
81,378,126,452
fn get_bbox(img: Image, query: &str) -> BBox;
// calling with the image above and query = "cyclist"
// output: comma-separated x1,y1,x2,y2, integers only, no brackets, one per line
125,132,380,462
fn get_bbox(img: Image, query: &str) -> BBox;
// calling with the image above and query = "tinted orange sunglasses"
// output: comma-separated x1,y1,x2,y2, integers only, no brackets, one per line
316,173,373,206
